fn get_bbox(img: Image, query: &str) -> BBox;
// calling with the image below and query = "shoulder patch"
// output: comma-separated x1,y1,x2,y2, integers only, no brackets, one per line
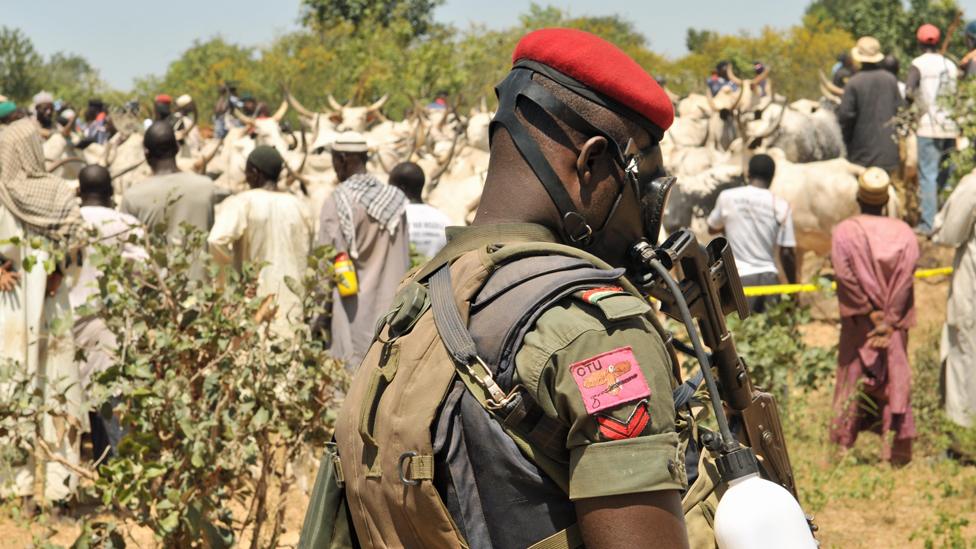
579,286,626,304
570,346,651,415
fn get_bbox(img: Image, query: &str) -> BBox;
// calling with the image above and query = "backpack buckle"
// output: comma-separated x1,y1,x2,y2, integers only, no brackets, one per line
465,356,519,409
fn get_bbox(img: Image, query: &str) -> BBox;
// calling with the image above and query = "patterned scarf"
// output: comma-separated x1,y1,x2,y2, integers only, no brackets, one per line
333,172,406,259
0,118,82,243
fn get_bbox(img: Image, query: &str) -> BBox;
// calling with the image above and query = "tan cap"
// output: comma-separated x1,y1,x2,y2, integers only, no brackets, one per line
857,167,890,206
330,131,368,153
175,94,193,108
851,36,885,64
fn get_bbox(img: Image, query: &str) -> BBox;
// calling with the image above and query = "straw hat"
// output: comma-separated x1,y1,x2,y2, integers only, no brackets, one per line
857,167,890,206
330,131,369,153
851,36,885,64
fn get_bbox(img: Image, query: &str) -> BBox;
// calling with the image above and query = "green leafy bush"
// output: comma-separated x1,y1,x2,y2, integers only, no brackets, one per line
727,297,837,400
21,222,346,548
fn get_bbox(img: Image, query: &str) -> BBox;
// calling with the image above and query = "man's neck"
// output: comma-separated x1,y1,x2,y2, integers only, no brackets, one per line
80,196,112,208
151,158,180,176
748,178,769,189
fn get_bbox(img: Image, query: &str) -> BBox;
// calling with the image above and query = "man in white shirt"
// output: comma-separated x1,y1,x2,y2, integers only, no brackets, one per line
707,153,797,312
907,23,959,235
208,146,314,337
68,164,147,459
389,161,451,260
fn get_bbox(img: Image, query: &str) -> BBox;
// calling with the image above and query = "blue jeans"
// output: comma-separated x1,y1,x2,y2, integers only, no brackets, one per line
917,136,955,231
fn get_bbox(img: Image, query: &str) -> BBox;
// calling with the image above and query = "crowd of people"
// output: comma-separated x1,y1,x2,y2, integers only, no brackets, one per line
703,24,976,465
0,20,973,548
0,97,452,501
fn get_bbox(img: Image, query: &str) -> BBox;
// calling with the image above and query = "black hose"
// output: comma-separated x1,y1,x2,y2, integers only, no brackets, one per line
647,258,738,450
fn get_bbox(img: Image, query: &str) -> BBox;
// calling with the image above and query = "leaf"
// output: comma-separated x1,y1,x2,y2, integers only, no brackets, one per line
159,510,180,533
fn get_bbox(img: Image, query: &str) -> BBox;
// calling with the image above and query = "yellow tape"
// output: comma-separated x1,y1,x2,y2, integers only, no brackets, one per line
742,266,954,297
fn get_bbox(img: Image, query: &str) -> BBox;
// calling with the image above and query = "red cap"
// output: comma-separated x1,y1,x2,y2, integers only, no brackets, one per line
154,93,173,104
917,24,941,45
512,28,674,131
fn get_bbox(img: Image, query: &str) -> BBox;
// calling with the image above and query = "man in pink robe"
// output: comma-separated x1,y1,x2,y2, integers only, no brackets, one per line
829,168,919,464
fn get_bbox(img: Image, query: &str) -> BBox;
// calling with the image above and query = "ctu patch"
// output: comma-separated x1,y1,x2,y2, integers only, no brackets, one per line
597,401,650,440
570,346,651,415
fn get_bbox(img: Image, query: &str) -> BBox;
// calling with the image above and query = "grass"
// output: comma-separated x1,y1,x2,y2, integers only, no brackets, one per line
787,275,976,548
2,250,975,547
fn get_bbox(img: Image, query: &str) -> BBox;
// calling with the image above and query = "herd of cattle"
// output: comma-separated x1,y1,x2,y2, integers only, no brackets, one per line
40,69,908,269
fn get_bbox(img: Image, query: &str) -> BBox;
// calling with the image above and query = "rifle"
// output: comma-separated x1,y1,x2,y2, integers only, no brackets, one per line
630,177,799,499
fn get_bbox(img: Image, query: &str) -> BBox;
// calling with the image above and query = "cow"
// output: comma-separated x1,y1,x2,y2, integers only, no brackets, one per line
745,101,846,163
663,148,900,272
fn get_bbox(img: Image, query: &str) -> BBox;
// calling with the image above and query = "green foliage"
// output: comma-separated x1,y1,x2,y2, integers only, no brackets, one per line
685,29,718,54
661,21,854,100
301,0,443,37
151,37,258,124
20,222,346,547
806,0,965,71
910,511,976,549
943,77,976,188
0,26,43,103
726,297,836,399
0,25,113,110
39,52,105,110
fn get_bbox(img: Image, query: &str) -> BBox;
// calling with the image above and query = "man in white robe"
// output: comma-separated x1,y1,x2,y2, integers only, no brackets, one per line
208,146,313,337
0,119,86,502
933,172,976,430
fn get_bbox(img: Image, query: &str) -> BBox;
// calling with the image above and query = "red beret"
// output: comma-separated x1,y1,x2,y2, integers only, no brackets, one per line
154,94,172,104
513,28,674,132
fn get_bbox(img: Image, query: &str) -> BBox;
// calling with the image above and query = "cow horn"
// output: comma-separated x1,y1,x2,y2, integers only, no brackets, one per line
752,98,789,140
231,107,256,126
429,128,462,183
368,94,389,112
272,100,288,122
704,87,717,112
110,158,146,180
327,94,344,111
287,91,317,118
818,70,844,96
479,96,488,114
726,65,743,85
194,138,224,174
175,102,198,142
731,82,746,110
46,156,85,173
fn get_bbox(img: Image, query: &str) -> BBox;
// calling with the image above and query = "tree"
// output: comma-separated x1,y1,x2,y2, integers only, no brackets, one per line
300,0,443,37
806,0,964,67
156,37,258,122
0,26,43,103
40,52,105,110
686,28,718,53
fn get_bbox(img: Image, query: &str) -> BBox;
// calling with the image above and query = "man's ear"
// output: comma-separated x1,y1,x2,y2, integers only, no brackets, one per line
576,136,609,187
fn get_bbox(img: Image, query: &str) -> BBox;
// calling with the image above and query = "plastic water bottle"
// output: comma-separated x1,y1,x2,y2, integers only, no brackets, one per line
334,252,359,297
714,472,818,549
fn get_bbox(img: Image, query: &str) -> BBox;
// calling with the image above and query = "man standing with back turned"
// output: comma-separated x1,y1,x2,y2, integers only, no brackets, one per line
208,146,314,337
907,23,959,235
304,28,690,549
830,168,918,465
317,132,410,368
838,37,903,174
707,153,796,312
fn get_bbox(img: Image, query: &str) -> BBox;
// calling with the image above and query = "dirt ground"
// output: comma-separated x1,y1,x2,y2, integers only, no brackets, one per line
2,239,973,548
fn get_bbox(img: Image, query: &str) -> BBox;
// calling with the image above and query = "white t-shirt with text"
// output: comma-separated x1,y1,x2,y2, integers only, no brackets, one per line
706,185,796,277
405,202,451,259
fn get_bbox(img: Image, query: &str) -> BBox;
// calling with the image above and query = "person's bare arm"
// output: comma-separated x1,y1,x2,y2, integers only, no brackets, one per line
778,246,797,284
576,490,689,549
